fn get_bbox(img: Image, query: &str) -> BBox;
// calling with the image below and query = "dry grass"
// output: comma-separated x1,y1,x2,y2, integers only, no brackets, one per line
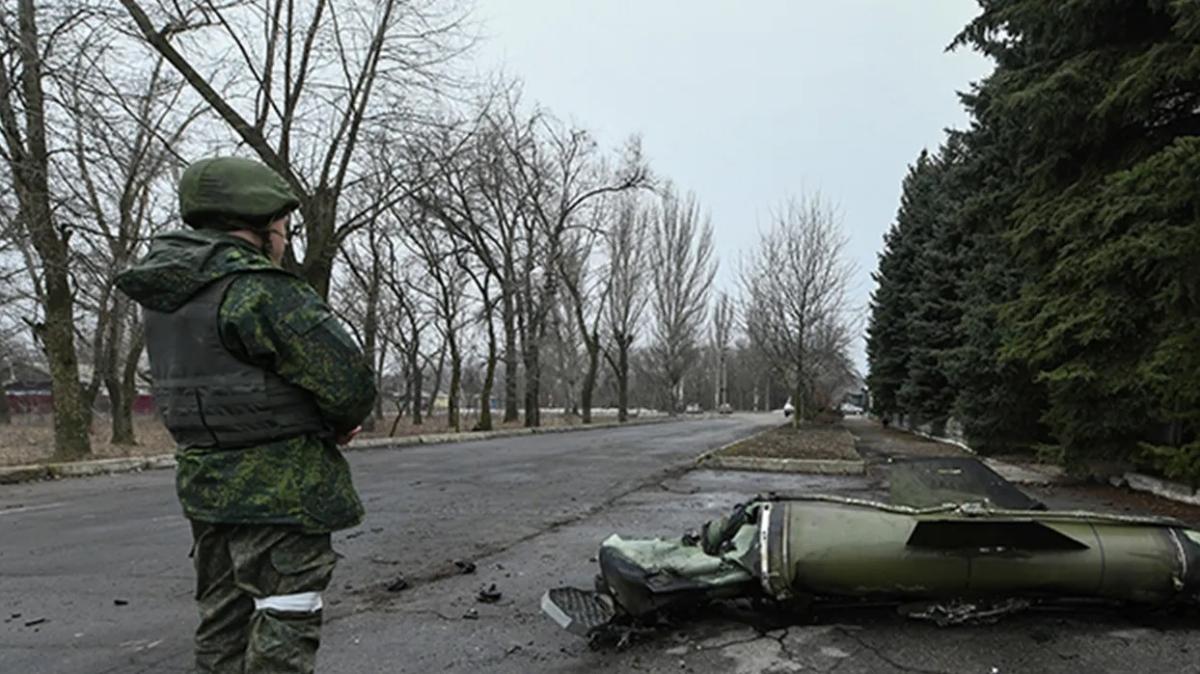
718,423,860,461
0,411,589,466
0,416,175,467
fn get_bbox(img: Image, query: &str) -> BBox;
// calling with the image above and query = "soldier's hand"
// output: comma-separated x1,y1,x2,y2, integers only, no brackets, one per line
336,426,362,445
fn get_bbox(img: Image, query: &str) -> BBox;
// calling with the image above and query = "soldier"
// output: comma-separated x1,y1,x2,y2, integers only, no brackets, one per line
117,157,376,673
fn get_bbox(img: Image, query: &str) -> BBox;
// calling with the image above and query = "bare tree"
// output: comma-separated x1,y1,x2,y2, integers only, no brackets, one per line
740,194,855,425
711,292,734,410
498,108,648,426
406,109,513,430
118,0,471,296
400,203,468,432
557,202,612,423
603,195,650,422
60,46,198,444
648,188,717,414
0,1,95,458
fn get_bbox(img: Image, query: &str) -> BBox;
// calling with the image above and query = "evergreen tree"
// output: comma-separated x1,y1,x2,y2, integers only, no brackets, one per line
955,0,1200,475
867,153,928,420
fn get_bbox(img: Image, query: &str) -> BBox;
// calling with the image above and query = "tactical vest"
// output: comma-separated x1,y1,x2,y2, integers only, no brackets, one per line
145,274,328,449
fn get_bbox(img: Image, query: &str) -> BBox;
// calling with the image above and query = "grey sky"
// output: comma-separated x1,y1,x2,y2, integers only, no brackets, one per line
470,1,992,372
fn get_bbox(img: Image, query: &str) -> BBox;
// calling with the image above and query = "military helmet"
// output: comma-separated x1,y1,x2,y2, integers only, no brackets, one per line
178,157,300,230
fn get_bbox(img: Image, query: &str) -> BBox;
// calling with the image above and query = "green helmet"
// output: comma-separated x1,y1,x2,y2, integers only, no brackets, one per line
178,157,300,230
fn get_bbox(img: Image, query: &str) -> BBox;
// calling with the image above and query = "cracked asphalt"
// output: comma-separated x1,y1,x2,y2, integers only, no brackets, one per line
3,413,1199,673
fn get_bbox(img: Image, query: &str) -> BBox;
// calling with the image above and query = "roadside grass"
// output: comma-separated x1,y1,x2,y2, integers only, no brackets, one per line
0,411,596,466
715,422,859,461
0,416,175,467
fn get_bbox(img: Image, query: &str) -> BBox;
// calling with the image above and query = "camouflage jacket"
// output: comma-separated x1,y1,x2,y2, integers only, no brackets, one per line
117,229,374,532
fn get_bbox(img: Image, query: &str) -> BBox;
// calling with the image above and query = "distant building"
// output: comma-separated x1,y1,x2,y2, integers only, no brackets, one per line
3,360,156,416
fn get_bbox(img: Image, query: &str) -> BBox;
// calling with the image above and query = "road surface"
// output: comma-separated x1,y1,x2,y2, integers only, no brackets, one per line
2,413,1198,673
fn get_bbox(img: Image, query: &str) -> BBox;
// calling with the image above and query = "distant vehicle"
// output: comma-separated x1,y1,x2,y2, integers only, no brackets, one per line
717,403,733,414
782,398,794,417
685,403,702,414
839,402,863,416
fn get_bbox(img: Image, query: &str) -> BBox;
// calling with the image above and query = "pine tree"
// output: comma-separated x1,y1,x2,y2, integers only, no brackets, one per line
955,0,1200,474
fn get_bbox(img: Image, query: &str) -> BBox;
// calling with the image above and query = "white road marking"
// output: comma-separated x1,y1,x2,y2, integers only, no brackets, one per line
0,501,67,517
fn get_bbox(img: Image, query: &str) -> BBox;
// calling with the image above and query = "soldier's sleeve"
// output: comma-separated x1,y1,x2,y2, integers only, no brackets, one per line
218,272,377,434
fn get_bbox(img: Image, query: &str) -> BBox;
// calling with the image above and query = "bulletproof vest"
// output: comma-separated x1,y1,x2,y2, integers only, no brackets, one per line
145,274,328,449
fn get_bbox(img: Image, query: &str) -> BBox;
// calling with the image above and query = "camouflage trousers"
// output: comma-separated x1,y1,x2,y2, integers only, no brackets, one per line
189,520,337,673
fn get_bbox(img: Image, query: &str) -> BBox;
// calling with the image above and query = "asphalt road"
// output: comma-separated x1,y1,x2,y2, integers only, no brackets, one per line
0,414,776,673
3,413,1199,674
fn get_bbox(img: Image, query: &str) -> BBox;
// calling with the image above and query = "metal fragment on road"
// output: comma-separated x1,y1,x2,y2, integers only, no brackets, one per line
541,588,616,637
898,598,1032,626
477,583,502,603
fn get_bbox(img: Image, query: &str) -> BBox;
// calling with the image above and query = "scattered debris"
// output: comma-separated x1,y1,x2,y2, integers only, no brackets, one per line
477,584,502,603
899,598,1031,627
505,645,522,655
454,560,477,575
113,599,129,606
24,618,47,627
386,575,410,593
463,608,479,620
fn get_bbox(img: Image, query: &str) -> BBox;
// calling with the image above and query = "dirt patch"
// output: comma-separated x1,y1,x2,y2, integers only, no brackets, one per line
717,423,859,461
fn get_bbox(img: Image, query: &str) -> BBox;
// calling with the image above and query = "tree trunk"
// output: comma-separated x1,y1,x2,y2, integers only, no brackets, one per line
523,343,540,427
297,188,340,297
617,337,630,423
581,335,600,424
525,335,544,424
372,340,387,426
409,345,423,425
501,289,520,423
446,333,461,432
792,379,805,429
360,258,381,433
427,345,445,419
0,379,11,425
113,329,144,445
9,0,90,460
476,310,497,431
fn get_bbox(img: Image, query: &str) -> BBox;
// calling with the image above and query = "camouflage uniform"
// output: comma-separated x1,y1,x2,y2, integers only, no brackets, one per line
117,158,375,673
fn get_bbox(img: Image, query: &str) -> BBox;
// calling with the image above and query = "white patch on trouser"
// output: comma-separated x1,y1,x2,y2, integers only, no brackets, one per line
253,592,323,613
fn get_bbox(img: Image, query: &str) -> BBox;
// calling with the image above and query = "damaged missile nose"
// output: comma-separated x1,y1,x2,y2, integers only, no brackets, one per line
540,587,617,637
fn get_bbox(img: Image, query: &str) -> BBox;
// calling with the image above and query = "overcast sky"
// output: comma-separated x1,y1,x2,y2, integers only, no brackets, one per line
469,1,993,372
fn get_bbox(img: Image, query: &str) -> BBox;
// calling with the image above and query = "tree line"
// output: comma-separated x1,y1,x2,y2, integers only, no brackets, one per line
867,1,1200,481
1,1,862,461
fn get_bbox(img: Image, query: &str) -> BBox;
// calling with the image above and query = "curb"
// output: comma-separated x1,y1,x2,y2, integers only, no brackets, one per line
982,458,1065,486
696,425,865,475
0,465,51,485
0,415,686,485
1120,472,1200,508
702,455,865,475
